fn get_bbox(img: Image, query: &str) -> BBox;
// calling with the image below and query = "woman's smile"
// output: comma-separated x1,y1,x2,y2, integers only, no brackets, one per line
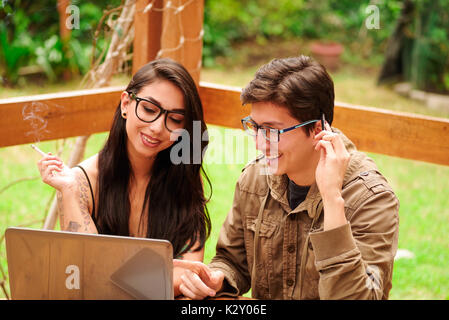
140,132,162,148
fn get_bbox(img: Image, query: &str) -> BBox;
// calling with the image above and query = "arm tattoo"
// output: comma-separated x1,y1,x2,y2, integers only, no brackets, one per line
75,170,94,232
67,221,81,232
57,191,64,230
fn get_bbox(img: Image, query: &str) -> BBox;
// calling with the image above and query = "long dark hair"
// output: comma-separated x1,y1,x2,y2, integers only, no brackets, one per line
96,58,211,257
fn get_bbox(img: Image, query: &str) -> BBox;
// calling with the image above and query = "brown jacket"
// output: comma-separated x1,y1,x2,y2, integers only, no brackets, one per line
209,129,399,300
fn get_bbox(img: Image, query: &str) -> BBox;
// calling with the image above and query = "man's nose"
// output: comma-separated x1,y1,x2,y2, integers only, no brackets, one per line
255,129,269,154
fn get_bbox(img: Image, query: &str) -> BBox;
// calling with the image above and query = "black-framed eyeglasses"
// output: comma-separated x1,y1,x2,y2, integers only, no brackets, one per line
127,91,185,132
241,116,319,142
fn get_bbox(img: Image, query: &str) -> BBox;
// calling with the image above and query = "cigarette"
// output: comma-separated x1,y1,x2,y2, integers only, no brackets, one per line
30,144,47,157
321,113,326,132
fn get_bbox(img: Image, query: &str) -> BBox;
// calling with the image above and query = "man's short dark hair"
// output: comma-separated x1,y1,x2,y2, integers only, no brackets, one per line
241,55,335,136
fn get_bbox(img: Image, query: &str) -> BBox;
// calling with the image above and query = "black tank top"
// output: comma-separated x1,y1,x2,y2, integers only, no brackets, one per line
75,165,97,224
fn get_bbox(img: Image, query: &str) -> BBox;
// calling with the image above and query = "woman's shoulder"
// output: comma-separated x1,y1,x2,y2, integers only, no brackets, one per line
76,154,99,182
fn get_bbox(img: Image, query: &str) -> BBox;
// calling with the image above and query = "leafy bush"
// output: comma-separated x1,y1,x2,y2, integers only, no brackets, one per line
202,0,404,65
402,0,449,93
0,0,121,86
1,0,447,92
0,21,31,85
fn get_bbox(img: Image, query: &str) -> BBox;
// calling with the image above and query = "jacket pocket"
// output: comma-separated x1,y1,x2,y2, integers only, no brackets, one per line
246,216,277,237
245,216,277,267
244,216,277,298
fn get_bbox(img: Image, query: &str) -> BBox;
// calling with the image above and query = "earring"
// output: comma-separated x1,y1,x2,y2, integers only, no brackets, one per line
122,112,127,119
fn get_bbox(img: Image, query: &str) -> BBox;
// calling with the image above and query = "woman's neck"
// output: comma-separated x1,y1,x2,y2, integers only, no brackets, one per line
127,146,154,182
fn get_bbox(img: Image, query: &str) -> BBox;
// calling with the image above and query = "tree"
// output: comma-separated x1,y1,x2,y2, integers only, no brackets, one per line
378,0,449,94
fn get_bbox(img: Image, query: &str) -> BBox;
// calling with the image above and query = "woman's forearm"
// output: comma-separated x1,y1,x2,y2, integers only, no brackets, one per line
58,171,98,234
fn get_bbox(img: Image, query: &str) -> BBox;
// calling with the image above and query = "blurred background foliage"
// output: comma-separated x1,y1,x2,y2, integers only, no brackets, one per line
400,0,449,93
203,0,403,66
0,0,448,92
0,0,122,86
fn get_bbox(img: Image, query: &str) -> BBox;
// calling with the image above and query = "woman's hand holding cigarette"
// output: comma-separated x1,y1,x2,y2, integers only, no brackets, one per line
37,153,77,193
34,144,98,234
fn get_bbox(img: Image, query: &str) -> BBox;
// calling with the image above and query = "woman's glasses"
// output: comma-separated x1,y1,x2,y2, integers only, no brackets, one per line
127,91,185,132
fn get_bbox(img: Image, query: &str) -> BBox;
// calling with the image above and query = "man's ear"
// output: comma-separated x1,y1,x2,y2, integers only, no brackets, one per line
313,121,322,135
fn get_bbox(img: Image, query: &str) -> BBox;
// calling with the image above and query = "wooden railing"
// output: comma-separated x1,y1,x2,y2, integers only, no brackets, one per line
1,82,448,166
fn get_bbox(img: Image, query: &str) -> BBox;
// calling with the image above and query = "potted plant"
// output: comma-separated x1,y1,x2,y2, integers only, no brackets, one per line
310,40,344,71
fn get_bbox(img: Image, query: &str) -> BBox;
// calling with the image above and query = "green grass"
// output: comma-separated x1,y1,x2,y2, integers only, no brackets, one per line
1,65,449,299
367,153,449,300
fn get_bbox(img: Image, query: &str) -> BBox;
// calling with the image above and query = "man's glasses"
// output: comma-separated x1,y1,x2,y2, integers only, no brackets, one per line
241,116,319,142
127,91,185,132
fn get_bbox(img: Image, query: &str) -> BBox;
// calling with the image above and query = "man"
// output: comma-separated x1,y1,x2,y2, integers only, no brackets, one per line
175,55,399,300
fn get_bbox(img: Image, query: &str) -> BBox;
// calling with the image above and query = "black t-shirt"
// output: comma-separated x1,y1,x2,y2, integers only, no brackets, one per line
287,179,310,210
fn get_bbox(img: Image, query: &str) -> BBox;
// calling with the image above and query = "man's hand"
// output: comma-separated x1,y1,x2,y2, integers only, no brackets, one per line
314,123,350,231
173,259,224,300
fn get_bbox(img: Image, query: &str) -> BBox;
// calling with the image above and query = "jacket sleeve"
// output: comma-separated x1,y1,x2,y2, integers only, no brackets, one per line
309,189,399,300
208,181,252,297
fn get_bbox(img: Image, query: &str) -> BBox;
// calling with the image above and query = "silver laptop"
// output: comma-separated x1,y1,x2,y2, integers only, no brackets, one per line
5,227,174,300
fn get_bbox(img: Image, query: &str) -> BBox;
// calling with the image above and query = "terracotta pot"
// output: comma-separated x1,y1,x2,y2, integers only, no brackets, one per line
310,41,344,71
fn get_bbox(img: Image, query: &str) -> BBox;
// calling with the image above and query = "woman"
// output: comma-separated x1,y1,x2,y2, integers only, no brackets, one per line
37,58,211,297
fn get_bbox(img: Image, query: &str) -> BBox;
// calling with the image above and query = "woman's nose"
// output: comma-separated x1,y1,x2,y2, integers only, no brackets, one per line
149,113,166,133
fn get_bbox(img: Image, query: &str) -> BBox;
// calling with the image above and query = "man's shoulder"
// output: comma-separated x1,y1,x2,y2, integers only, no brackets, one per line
237,155,269,196
342,152,398,210
241,153,265,172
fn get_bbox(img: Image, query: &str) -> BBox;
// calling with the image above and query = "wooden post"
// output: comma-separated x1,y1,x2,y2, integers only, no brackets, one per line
57,0,71,41
160,0,204,84
57,0,72,80
132,0,204,85
132,0,163,74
